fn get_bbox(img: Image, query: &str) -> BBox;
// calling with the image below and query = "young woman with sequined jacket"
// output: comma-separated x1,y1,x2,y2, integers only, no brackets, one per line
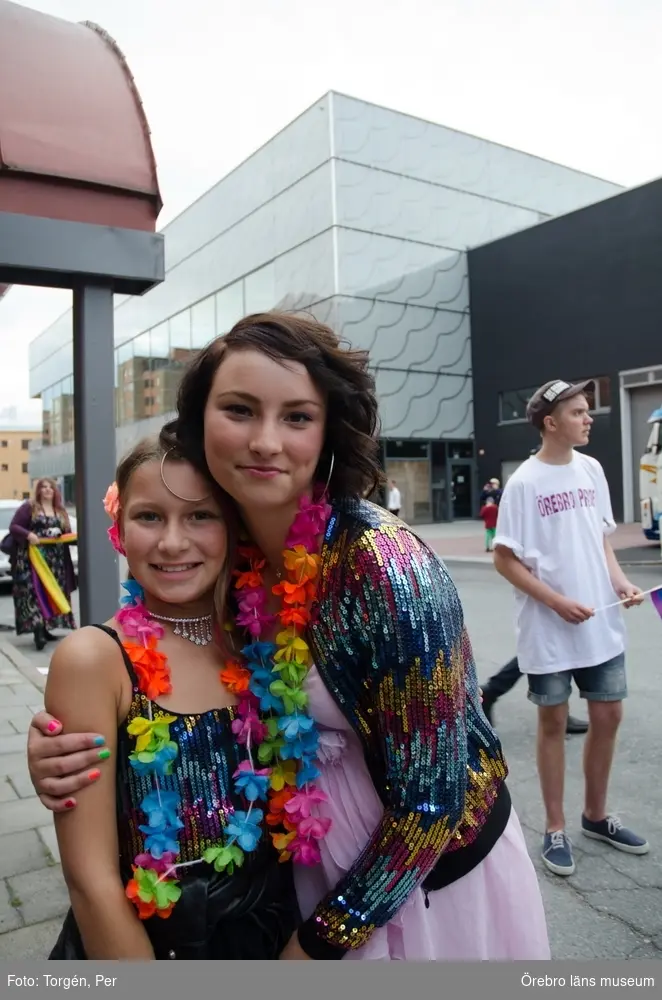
27,312,549,960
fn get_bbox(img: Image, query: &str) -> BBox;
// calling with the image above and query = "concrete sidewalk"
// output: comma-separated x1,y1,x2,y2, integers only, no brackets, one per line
0,640,68,958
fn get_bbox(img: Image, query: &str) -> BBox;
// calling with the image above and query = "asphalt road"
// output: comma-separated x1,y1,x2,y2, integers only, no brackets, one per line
1,561,661,959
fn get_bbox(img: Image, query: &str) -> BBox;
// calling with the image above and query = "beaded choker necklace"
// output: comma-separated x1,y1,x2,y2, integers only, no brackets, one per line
148,611,213,646
102,482,332,920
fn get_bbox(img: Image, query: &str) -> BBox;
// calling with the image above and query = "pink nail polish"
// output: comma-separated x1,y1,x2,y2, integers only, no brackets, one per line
47,721,59,733
64,798,76,809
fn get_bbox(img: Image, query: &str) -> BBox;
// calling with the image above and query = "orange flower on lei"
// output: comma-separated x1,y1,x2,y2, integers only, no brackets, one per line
125,637,171,702
278,606,311,628
266,785,296,827
125,878,174,920
220,660,251,694
282,546,320,582
272,578,317,606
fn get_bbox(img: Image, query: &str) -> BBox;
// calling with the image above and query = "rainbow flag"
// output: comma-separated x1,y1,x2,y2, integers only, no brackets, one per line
28,534,77,619
37,533,77,547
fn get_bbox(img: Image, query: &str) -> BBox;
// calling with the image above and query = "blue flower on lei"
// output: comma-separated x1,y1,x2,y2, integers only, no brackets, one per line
140,828,182,859
241,641,277,665
120,579,144,606
278,713,314,742
296,761,321,788
140,790,181,826
129,743,178,777
247,668,285,714
233,768,270,803
138,790,183,857
247,666,273,698
280,726,320,761
226,809,264,852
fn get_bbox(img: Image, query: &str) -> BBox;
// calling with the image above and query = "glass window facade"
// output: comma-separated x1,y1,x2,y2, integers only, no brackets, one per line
26,94,622,522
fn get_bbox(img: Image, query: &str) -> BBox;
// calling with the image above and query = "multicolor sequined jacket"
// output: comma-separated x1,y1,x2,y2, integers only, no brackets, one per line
301,497,508,957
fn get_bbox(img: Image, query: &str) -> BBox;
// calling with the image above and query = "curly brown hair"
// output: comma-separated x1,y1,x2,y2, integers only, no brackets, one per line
161,311,384,498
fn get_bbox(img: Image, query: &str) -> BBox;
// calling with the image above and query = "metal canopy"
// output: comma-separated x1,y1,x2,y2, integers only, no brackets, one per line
0,212,164,295
0,0,165,625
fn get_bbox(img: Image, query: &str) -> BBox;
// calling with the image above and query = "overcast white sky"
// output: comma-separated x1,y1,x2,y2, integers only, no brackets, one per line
1,0,661,411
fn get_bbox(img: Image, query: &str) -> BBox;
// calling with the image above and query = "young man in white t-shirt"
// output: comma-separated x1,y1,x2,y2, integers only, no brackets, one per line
493,378,649,877
387,480,402,517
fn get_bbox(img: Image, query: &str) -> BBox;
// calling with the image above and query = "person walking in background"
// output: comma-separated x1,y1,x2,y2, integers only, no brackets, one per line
480,478,502,507
493,378,649,877
386,478,402,517
8,478,77,650
479,496,499,551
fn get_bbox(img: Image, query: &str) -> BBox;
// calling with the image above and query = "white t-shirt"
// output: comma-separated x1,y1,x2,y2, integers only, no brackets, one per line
388,488,402,510
494,452,626,674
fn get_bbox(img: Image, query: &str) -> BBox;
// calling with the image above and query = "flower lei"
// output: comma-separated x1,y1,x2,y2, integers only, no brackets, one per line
102,482,331,920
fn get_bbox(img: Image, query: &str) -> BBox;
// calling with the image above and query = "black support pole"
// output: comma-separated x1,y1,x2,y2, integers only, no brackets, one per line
72,285,119,625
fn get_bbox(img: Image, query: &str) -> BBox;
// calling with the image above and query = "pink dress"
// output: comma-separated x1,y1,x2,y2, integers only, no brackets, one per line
294,665,551,960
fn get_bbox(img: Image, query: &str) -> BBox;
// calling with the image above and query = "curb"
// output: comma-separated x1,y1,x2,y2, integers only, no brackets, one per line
436,555,660,570
0,639,46,694
439,556,494,566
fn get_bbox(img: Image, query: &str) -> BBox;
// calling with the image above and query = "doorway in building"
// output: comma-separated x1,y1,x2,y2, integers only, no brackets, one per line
451,462,473,519
629,383,662,521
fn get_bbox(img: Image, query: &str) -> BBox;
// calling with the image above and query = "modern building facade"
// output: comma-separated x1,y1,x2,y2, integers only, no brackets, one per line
28,92,622,522
468,177,662,527
0,428,41,499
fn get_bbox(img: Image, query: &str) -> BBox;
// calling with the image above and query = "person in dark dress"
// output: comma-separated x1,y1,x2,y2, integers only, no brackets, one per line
9,479,76,650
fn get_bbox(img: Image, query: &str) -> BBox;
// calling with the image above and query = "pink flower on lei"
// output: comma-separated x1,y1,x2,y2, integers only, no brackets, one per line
286,496,332,550
231,709,268,745
134,850,177,875
116,602,164,643
297,815,332,840
287,836,322,866
236,691,261,716
236,589,275,637
284,786,328,821
236,587,266,612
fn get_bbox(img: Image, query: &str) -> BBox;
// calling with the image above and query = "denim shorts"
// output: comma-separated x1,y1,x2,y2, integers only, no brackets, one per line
527,652,627,707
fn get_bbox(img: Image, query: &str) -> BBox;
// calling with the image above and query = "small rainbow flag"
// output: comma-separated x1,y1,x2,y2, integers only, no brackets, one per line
28,534,77,619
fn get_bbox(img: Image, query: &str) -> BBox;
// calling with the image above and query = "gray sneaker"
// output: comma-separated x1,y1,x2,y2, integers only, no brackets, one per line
581,814,650,855
542,830,576,876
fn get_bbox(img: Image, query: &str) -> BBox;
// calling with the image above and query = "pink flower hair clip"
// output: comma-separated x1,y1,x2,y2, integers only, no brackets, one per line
103,481,126,555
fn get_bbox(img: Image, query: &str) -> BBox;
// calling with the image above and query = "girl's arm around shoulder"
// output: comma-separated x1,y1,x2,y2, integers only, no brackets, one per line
45,626,155,959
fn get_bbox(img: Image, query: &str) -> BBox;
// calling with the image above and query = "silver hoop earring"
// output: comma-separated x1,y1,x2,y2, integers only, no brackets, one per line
323,451,335,495
160,449,210,502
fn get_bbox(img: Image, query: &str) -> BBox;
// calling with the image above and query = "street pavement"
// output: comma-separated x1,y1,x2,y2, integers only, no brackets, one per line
0,554,660,960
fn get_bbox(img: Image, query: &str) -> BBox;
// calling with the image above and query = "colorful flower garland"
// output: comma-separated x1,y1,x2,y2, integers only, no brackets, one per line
102,482,331,920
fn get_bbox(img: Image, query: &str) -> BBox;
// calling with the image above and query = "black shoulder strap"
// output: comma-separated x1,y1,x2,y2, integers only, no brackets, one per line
88,623,138,686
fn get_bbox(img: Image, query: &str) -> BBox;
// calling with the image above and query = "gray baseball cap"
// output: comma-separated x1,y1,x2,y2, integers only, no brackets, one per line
526,379,594,430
